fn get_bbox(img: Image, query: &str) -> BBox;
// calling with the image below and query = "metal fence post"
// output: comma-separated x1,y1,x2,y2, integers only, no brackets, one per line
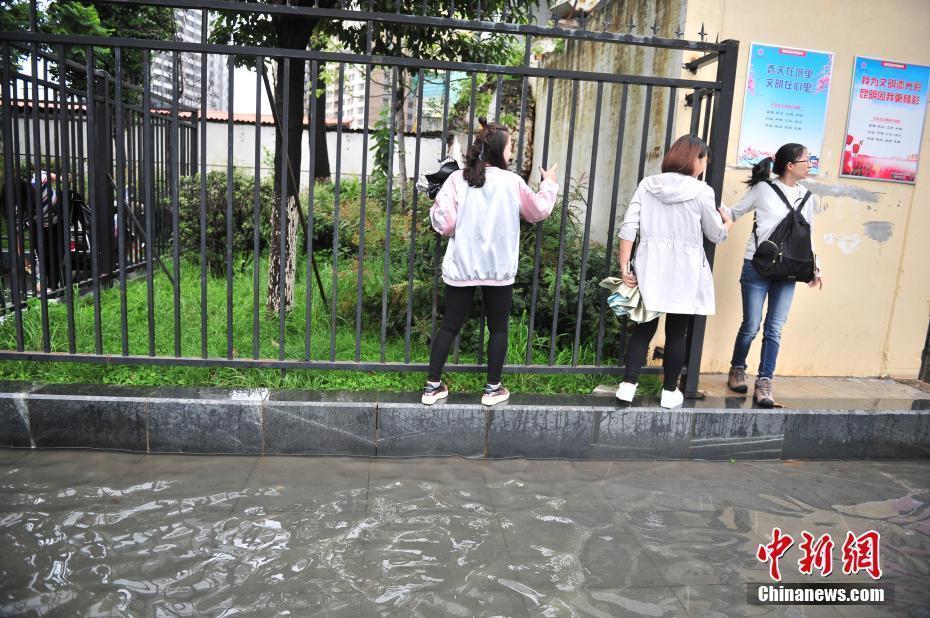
683,38,739,397
920,320,930,383
92,72,115,283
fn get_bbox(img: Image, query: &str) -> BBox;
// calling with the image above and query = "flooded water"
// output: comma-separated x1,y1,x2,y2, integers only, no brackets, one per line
0,449,927,616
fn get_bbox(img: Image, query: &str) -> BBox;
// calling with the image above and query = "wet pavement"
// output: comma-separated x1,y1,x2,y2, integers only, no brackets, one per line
0,449,927,616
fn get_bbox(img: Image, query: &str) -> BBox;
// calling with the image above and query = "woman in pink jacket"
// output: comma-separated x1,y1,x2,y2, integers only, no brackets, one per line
424,118,559,406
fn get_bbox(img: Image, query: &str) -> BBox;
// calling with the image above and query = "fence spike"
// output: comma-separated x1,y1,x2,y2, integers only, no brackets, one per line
626,16,635,33
698,22,707,41
651,20,659,36
675,25,684,38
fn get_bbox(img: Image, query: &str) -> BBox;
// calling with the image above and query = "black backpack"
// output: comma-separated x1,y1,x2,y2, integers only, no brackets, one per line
751,180,816,283
417,157,460,199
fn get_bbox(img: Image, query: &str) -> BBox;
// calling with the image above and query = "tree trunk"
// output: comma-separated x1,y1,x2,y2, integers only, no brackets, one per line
266,16,325,316
394,70,407,211
312,72,330,179
267,194,300,316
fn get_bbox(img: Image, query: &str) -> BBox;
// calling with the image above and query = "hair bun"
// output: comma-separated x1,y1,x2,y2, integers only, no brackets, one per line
478,116,488,127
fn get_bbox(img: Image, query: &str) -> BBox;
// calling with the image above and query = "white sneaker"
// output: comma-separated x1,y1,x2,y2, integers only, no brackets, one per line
660,389,684,409
615,382,637,402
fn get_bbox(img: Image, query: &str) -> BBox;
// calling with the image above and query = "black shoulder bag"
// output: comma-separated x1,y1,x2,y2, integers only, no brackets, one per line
751,180,816,283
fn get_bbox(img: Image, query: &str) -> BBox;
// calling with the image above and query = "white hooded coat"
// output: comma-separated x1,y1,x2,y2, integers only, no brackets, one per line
618,172,728,315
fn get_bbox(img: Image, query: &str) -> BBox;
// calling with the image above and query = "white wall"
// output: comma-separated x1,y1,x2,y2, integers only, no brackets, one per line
203,121,447,192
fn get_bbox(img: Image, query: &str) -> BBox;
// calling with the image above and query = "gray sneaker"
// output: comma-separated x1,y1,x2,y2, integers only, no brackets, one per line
754,377,774,408
727,366,748,393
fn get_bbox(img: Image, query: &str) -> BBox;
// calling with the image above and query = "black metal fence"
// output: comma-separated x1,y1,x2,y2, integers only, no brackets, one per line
0,0,738,393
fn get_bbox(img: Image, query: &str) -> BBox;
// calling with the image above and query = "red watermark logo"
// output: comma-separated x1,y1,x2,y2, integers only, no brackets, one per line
757,529,882,582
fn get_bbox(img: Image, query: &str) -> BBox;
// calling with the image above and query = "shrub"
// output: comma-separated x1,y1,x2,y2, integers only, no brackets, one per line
178,171,275,276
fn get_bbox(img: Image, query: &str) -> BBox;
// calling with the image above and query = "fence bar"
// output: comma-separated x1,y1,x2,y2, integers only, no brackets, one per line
171,52,182,357
330,61,345,362
142,50,156,355
253,56,262,359
455,70,480,364
15,74,33,302
380,66,398,363
571,80,603,365
353,25,374,360
637,84,653,183
155,117,162,259
689,88,703,136
0,349,654,374
227,56,236,359
0,31,722,92
306,60,319,359
701,91,714,144
30,40,51,350
525,77,554,364
42,62,57,299
84,46,102,354
404,68,425,362
277,57,289,362
595,83,629,365
1,43,24,349
354,59,373,362
514,35,531,174
97,0,725,54
127,100,137,268
429,69,452,345
547,78,580,365
199,16,209,358
56,45,76,353
664,87,677,152
114,47,128,356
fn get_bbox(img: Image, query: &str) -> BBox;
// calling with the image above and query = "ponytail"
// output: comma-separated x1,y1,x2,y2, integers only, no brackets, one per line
462,117,510,188
746,157,773,186
746,143,806,186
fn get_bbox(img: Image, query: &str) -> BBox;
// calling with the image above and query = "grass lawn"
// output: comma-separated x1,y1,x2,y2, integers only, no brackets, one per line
0,255,660,395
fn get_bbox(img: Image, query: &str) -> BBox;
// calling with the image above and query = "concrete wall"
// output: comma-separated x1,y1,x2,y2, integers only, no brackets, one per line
530,0,687,245
680,0,930,378
8,117,448,193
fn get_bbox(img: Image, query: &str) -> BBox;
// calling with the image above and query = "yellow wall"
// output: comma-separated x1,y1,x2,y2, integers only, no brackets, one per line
681,0,930,378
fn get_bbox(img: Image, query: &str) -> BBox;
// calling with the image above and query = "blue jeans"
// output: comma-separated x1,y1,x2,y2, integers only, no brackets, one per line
730,260,796,379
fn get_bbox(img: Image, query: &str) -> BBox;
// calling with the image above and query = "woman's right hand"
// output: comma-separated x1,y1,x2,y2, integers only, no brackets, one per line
620,265,637,287
540,163,559,183
718,206,733,232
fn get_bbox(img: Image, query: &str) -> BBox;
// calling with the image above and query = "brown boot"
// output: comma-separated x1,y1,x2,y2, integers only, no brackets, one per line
754,377,774,408
727,366,748,393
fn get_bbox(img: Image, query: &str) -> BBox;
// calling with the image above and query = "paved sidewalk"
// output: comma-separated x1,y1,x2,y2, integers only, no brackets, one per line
0,449,927,616
699,375,928,400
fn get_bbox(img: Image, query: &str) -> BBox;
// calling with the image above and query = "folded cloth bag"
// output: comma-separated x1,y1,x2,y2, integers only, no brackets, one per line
598,276,661,324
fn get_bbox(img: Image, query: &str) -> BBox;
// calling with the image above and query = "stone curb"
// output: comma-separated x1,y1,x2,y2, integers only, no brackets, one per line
0,384,928,459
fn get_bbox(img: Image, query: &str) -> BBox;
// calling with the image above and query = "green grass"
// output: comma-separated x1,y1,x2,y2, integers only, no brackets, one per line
0,255,661,395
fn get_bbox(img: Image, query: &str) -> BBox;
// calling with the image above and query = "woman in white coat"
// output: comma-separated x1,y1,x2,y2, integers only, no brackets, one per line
615,135,732,408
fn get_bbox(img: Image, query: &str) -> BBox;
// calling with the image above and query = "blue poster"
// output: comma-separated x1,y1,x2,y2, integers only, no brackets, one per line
737,43,835,174
841,56,929,183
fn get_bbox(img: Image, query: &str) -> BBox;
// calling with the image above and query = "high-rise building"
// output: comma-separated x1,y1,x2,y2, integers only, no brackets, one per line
150,9,228,111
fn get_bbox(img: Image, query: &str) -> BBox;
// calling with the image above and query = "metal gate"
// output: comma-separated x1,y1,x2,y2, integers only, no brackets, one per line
0,0,738,393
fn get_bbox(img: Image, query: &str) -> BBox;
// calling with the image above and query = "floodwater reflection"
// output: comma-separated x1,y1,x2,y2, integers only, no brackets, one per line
0,450,927,616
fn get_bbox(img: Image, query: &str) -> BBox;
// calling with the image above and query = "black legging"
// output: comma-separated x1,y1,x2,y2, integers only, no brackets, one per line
428,284,513,384
623,313,691,391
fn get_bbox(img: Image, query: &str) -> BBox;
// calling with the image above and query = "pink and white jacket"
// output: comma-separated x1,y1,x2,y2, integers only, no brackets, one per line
430,167,559,286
